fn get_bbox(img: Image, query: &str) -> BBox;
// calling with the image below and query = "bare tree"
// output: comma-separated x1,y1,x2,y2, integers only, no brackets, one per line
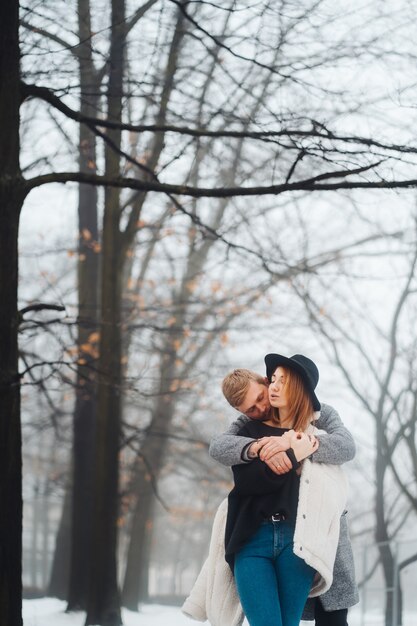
292,227,417,626
0,0,24,623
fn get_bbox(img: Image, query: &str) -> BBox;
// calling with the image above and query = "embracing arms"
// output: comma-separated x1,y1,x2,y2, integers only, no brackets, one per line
209,403,355,469
231,432,315,494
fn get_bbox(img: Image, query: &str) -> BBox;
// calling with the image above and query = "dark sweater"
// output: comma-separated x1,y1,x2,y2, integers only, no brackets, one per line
224,421,300,568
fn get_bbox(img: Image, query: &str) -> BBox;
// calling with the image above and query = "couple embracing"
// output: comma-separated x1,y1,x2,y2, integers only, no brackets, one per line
183,353,359,626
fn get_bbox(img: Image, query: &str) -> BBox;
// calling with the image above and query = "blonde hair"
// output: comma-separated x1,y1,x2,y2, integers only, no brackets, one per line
272,366,314,431
222,369,265,408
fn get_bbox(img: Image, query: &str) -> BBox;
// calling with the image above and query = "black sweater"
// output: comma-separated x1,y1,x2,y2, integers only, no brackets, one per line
225,421,300,568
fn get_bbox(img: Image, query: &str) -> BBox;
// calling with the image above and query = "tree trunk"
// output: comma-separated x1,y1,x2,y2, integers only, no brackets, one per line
0,1,25,624
85,0,125,622
121,344,180,608
121,465,154,608
48,483,72,599
67,0,100,609
30,486,40,590
0,194,23,626
84,193,123,626
375,423,403,626
41,486,50,590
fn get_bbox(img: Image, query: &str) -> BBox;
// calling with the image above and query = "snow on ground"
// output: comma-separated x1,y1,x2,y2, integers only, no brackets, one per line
23,599,191,626
22,599,313,625
22,598,416,626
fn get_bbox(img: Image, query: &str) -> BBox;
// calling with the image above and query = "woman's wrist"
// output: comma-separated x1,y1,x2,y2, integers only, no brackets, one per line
285,448,301,469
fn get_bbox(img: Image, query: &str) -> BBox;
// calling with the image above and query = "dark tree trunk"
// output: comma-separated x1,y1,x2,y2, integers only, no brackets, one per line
121,466,154,608
68,350,97,609
0,1,25,625
0,192,23,626
68,352,97,609
67,0,100,610
0,201,23,625
85,0,125,622
48,484,72,599
84,193,123,626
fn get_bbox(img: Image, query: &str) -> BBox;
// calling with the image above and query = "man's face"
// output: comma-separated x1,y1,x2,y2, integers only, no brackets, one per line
236,380,271,420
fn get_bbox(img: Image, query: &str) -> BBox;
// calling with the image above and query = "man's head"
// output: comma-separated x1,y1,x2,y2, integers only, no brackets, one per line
222,369,271,419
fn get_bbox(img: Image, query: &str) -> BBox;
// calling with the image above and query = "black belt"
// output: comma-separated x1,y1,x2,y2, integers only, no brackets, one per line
264,512,287,522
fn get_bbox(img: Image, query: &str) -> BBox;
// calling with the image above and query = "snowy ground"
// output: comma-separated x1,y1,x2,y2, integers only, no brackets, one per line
23,599,191,626
21,598,337,626
22,598,415,626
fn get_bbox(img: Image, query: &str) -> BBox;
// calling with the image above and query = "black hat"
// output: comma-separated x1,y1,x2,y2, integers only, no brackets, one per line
264,353,321,411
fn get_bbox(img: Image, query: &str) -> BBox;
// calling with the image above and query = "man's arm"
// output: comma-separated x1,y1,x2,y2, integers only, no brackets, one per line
259,404,356,466
311,403,356,464
209,415,253,466
210,403,355,469
209,417,300,468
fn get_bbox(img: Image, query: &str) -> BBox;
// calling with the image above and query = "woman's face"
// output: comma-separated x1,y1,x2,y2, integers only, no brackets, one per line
268,366,288,409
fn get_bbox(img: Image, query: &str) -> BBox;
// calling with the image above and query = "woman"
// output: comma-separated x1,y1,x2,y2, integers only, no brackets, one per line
224,353,344,626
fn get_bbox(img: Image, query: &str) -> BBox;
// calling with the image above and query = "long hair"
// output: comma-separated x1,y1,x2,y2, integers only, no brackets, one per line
272,366,314,431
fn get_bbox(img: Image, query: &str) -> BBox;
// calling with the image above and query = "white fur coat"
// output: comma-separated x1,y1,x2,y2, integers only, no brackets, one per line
181,498,244,626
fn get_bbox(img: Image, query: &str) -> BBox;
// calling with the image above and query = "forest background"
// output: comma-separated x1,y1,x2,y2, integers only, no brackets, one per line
2,1,417,625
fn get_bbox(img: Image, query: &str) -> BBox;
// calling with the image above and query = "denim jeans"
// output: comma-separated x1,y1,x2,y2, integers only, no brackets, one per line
234,521,315,626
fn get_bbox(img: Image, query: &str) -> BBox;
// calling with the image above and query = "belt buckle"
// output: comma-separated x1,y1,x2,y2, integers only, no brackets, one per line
271,512,285,522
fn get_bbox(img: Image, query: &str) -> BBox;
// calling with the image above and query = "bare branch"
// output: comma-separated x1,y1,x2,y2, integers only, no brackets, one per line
19,302,66,317
21,83,417,156
25,169,417,198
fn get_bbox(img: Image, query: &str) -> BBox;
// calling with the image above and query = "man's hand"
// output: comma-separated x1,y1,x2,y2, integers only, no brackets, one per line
258,431,294,461
264,450,293,475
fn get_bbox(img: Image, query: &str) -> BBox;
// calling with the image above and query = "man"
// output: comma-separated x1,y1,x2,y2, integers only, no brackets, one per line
209,368,359,626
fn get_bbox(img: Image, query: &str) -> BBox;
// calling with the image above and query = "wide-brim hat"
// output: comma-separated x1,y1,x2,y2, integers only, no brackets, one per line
264,353,321,411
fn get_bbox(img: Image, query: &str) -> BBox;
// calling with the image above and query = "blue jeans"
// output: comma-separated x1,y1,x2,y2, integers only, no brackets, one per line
234,521,315,626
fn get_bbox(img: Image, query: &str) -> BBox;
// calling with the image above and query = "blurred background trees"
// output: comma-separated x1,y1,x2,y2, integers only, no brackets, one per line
2,1,417,625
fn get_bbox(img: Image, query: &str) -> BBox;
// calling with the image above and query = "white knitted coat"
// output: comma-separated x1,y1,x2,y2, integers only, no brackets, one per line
182,458,347,625
293,457,348,596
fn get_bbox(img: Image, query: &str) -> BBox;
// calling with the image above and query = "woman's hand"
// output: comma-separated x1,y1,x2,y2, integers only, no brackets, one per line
257,431,294,461
290,431,318,461
263,451,293,474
